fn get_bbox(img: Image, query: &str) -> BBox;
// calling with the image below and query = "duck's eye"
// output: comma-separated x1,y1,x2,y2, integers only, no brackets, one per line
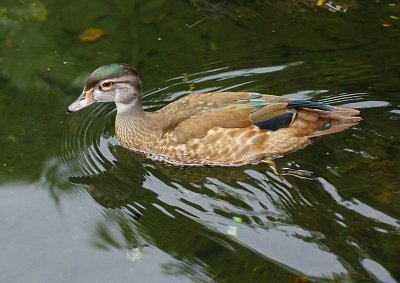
100,81,113,89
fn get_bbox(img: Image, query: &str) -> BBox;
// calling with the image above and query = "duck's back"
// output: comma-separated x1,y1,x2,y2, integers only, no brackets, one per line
117,92,361,166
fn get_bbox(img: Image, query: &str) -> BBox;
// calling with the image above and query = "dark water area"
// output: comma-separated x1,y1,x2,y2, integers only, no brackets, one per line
1,1,399,282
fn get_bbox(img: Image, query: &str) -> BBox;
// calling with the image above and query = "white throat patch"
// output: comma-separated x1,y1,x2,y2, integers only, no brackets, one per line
115,101,137,113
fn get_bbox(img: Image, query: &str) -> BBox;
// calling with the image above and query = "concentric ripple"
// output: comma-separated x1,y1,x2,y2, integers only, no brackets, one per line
61,103,118,178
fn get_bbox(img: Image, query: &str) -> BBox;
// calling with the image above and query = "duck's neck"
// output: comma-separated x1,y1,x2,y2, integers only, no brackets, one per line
115,98,145,117
114,98,162,150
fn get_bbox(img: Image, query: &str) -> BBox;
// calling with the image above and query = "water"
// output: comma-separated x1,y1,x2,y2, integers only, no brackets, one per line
1,1,400,282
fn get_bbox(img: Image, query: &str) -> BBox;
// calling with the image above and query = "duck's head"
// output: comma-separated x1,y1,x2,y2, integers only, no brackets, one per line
67,63,143,114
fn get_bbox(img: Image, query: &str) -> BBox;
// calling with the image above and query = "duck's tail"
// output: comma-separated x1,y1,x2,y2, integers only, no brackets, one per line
308,107,361,138
286,100,362,138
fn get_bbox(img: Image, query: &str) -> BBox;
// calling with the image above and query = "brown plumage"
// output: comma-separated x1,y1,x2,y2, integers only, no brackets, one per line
67,64,362,167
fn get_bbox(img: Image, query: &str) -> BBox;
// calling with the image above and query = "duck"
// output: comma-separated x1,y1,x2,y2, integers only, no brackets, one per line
67,63,361,167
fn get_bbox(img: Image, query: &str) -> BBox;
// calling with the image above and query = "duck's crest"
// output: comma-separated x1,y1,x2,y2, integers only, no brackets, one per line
84,63,137,91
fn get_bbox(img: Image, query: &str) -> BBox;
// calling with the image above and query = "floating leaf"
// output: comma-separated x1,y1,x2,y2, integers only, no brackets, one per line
78,28,105,42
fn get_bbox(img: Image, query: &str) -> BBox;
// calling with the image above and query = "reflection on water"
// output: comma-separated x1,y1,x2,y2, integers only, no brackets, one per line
40,62,400,282
189,0,358,20
265,0,358,13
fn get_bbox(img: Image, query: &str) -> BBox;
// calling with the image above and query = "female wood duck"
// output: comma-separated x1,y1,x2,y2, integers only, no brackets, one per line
67,63,361,167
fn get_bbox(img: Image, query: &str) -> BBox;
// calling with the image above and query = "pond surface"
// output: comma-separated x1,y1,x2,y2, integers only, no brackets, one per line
1,1,400,282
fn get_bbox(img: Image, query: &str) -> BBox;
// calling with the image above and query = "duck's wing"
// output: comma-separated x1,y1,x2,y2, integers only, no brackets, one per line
160,92,360,144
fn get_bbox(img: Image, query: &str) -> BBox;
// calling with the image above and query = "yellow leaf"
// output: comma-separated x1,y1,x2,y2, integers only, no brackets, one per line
78,28,105,42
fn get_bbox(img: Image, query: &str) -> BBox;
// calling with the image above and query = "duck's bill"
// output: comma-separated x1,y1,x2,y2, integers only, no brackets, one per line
66,89,95,113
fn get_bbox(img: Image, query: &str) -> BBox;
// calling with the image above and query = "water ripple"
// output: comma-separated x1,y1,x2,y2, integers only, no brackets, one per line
61,104,117,177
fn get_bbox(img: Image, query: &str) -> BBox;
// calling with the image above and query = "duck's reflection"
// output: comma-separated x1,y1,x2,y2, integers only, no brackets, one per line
60,143,357,281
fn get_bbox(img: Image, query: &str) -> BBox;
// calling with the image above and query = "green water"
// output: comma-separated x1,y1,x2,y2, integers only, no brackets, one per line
1,1,400,282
